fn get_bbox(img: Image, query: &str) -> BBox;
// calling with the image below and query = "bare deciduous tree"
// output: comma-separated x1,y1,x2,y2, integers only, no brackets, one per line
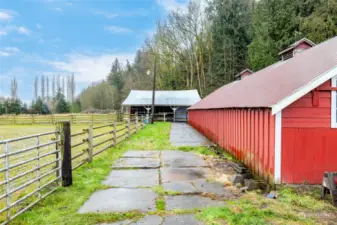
10,77,18,100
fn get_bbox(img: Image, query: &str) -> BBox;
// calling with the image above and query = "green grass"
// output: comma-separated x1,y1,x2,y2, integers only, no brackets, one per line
9,122,214,225
0,123,128,223
152,186,182,196
156,197,166,211
197,188,337,225
6,122,336,225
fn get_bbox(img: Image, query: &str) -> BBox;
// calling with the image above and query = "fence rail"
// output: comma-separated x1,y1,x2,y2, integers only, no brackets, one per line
0,113,135,125
0,113,145,224
0,131,61,225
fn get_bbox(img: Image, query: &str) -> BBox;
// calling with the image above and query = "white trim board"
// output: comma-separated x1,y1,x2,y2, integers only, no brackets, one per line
331,76,337,128
274,111,282,184
272,65,337,115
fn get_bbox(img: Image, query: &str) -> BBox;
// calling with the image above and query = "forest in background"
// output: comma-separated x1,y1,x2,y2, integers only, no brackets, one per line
80,0,336,111
2,0,337,113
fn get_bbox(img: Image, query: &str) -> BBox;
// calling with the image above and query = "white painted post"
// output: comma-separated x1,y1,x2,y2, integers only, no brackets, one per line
274,111,282,184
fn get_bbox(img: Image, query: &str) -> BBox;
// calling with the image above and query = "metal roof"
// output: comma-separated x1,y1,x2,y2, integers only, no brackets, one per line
278,38,316,55
122,90,201,106
189,36,337,111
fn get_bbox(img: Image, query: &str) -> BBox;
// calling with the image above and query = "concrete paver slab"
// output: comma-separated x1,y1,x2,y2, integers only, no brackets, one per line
163,215,204,225
112,158,160,169
130,215,163,225
165,195,224,210
161,168,211,183
170,123,211,146
78,188,157,213
103,169,159,187
98,220,133,225
122,150,160,158
162,181,197,193
161,151,208,168
192,179,238,199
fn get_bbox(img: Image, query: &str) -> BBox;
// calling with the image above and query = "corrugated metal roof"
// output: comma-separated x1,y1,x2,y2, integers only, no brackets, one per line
189,36,337,110
122,90,201,106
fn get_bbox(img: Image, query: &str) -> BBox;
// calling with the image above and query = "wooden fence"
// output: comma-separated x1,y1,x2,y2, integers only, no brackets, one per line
0,113,126,125
0,114,144,224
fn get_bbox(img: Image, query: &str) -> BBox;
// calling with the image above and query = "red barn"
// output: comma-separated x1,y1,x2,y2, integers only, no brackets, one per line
188,37,337,184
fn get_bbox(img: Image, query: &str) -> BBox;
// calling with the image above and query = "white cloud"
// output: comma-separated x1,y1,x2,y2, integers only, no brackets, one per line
0,9,16,21
0,25,31,36
52,7,63,12
94,11,118,19
0,47,20,57
156,0,188,12
93,9,148,18
17,26,31,35
104,26,133,34
47,53,134,83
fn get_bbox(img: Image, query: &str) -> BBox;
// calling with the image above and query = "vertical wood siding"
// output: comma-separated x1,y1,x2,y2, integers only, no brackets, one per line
282,80,337,184
189,108,275,183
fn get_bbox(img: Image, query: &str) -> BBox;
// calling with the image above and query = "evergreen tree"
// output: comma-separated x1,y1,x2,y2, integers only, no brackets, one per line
208,0,252,85
32,97,49,114
53,90,70,113
108,58,124,110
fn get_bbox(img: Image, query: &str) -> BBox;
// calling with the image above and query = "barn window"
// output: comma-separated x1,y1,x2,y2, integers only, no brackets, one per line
332,76,337,128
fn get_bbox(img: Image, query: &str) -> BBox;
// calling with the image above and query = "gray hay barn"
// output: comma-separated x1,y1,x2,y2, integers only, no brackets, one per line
122,90,201,122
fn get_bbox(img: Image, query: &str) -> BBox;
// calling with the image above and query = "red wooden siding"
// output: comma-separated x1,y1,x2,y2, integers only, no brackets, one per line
282,80,337,184
189,109,276,183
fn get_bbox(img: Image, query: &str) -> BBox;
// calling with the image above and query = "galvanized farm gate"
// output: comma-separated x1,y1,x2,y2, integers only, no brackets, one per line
0,113,144,224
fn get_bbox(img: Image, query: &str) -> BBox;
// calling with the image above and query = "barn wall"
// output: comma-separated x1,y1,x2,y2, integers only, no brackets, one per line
189,108,276,183
282,80,337,184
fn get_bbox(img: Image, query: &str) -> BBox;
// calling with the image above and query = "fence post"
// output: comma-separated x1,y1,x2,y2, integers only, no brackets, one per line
88,125,93,163
135,114,138,132
113,121,117,145
141,115,144,128
55,128,61,182
91,114,94,125
128,118,131,138
58,121,72,187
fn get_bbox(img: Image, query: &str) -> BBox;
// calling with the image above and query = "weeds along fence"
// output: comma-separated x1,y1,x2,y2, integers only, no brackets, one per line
0,114,144,224
0,113,122,125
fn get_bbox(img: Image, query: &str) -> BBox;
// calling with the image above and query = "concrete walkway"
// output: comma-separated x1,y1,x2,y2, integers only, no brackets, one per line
78,150,235,225
170,123,212,146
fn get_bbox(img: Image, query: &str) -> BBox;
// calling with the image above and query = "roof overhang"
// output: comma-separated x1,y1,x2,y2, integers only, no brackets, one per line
271,65,337,115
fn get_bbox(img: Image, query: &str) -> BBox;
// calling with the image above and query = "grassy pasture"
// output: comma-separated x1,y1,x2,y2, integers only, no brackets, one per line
0,122,130,224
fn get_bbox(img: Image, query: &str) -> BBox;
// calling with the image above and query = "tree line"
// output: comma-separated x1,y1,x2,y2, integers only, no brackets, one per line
2,0,336,113
80,0,337,110
0,75,80,115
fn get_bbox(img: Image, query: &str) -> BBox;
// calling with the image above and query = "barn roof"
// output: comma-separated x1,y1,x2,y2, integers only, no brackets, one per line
189,36,337,114
278,38,315,55
122,90,201,106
